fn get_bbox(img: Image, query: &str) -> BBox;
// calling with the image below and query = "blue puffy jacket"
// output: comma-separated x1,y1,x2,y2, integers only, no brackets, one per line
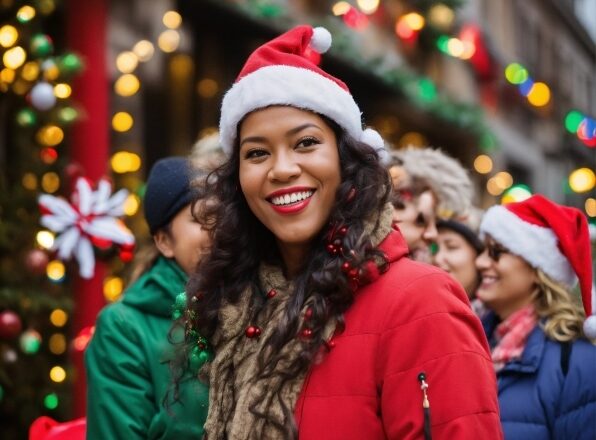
485,314,596,439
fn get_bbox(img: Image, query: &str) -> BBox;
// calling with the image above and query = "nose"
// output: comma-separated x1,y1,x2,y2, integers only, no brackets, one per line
267,149,301,182
433,247,445,267
475,249,492,270
422,221,438,242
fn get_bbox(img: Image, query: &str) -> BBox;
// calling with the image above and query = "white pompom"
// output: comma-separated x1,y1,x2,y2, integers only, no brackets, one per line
311,27,332,54
360,128,390,164
360,128,384,149
584,315,596,339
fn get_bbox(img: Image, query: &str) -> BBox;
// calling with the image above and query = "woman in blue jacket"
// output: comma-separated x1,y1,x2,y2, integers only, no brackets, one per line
476,194,596,439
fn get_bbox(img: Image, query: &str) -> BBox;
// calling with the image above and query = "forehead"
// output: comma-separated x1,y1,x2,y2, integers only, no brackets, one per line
239,106,327,136
417,191,436,211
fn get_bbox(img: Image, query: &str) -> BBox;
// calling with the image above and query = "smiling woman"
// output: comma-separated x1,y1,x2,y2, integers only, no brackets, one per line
172,25,502,440
476,195,596,440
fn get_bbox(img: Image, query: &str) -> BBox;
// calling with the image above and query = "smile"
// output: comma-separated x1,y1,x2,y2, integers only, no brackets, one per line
266,188,315,214
270,190,314,206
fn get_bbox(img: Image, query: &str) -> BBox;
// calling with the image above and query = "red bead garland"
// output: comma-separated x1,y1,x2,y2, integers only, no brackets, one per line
245,325,261,338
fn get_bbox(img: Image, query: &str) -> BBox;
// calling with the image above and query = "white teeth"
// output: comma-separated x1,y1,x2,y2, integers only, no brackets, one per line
270,190,314,206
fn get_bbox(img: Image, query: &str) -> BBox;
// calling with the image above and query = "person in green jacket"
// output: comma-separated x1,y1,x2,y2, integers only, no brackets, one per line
85,157,211,439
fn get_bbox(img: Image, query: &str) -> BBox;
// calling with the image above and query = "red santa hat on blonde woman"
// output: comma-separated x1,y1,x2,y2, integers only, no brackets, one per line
479,194,596,338
219,25,387,162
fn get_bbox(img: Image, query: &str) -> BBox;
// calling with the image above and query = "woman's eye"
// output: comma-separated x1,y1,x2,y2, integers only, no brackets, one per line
297,137,320,148
244,149,268,159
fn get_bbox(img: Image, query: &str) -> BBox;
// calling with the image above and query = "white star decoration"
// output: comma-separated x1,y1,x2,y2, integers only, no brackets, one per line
38,177,135,279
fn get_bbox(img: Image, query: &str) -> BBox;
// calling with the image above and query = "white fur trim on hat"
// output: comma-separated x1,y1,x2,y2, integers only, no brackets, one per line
220,65,365,154
479,205,577,288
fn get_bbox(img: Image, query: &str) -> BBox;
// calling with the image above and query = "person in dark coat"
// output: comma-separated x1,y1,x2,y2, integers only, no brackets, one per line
476,194,596,439
85,157,211,439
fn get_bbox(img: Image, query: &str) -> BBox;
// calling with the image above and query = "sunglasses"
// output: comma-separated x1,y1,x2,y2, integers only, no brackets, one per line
485,242,510,262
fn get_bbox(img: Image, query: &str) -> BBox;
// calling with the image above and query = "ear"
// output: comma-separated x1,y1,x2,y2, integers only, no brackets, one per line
154,230,175,258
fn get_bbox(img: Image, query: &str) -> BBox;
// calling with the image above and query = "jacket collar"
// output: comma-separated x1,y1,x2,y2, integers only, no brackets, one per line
497,325,544,390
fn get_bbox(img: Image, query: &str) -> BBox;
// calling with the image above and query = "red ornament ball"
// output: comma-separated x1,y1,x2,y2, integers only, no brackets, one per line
25,249,49,275
0,310,23,340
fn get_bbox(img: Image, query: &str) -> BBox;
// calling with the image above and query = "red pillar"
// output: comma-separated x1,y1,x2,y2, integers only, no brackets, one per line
66,0,109,417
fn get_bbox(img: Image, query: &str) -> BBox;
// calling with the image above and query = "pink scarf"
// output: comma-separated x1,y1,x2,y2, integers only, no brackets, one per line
491,304,537,372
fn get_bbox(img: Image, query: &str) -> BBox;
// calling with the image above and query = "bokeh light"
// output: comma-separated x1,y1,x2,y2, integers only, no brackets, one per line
3,46,26,69
112,112,134,132
586,198,596,217
501,184,532,204
133,40,154,62
46,260,66,282
103,276,124,302
123,193,140,216
197,78,218,98
16,5,36,23
428,4,454,30
53,83,71,99
36,124,64,146
49,366,66,383
49,333,66,355
568,168,595,193
114,73,140,97
163,10,182,29
36,230,55,249
1,67,16,84
505,63,528,85
111,151,141,173
493,171,513,190
73,326,94,352
565,110,584,133
116,51,138,74
527,82,550,107
50,309,68,327
356,0,380,14
473,155,493,174
22,172,37,190
41,172,60,193
486,177,504,196
21,61,40,81
44,393,59,410
20,329,42,354
332,1,351,15
158,30,180,53
0,25,18,48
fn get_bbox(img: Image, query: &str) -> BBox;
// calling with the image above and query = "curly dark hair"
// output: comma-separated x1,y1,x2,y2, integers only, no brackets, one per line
175,115,391,437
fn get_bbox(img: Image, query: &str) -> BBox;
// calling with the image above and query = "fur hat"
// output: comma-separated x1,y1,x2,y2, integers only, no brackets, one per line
218,25,387,162
389,147,474,218
479,194,596,338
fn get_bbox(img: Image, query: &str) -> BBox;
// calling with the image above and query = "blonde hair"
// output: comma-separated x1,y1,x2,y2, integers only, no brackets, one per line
534,270,585,342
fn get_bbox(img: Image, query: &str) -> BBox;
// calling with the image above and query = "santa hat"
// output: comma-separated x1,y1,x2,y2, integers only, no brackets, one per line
219,25,387,162
479,194,596,338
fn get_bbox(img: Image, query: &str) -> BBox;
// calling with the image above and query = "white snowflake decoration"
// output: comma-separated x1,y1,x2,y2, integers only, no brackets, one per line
39,177,135,279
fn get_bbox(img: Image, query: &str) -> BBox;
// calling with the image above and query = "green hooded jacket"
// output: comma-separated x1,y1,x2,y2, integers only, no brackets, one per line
85,256,208,439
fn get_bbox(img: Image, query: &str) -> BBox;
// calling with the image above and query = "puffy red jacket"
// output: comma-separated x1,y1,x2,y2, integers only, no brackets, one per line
295,230,502,439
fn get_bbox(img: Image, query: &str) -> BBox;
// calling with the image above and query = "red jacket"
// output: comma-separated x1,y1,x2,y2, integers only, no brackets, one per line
295,230,502,439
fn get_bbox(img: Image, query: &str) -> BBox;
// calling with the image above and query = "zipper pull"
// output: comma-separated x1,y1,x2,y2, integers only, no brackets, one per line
418,372,433,440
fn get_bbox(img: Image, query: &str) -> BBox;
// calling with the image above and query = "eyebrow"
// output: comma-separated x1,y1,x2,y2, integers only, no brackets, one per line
239,123,321,147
